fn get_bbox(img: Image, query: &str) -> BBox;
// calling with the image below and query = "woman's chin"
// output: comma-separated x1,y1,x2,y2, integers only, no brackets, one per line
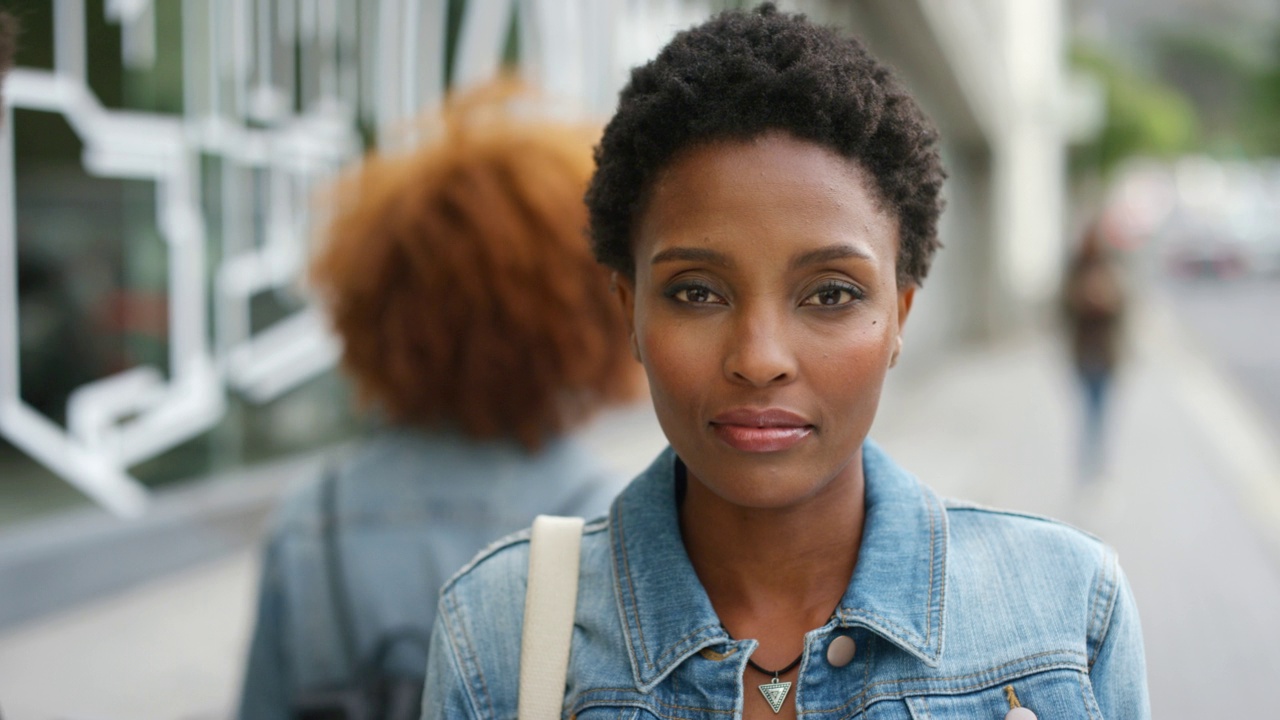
688,464,840,512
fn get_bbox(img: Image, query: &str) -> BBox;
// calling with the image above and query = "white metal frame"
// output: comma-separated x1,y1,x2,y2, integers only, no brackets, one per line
0,0,722,516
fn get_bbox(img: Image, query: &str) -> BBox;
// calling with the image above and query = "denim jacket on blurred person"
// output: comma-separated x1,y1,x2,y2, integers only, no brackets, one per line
423,440,1150,720
237,428,626,720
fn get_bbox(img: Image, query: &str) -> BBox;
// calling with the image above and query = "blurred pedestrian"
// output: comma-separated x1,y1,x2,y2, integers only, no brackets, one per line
1063,218,1127,482
237,79,640,720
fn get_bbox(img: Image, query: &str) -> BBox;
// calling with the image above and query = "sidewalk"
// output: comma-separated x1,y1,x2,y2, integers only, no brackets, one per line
0,298,1277,719
874,299,1280,719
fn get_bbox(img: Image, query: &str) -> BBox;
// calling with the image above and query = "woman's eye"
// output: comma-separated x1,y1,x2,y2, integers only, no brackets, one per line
802,283,860,307
665,283,724,305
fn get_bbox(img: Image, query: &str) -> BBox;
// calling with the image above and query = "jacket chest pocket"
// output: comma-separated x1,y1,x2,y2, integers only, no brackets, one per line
571,705,654,720
900,669,1102,720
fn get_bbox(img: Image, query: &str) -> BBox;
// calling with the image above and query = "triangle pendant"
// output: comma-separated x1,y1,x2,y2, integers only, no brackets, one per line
758,680,792,714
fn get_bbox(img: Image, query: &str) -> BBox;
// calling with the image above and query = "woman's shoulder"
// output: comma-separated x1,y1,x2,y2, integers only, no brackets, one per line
941,497,1113,568
430,516,616,717
935,496,1128,676
940,496,1119,594
437,514,614,625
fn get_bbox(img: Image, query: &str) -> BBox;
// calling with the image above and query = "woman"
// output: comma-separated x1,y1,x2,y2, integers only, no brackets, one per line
1063,221,1126,482
423,7,1149,720
238,81,640,719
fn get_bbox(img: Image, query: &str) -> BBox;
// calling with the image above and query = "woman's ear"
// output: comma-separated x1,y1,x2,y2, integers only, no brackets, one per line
890,285,915,369
613,272,641,362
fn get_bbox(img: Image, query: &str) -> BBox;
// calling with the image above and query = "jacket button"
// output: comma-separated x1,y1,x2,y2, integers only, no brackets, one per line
1005,708,1037,720
825,635,856,667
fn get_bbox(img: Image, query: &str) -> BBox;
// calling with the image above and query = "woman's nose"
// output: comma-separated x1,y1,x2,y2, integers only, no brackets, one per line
723,310,796,388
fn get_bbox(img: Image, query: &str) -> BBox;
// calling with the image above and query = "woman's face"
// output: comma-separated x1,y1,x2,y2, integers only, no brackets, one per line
616,132,914,510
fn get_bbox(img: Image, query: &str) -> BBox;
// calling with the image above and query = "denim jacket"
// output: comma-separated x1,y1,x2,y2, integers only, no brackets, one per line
238,429,627,720
423,441,1149,720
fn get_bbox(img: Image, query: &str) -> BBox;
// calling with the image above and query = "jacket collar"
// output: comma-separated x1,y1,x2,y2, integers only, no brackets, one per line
608,440,949,691
834,440,948,666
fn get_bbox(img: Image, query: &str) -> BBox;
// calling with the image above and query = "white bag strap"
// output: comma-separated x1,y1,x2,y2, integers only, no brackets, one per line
517,515,585,720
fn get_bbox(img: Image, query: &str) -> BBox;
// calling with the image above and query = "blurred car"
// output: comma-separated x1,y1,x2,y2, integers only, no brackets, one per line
1165,239,1250,279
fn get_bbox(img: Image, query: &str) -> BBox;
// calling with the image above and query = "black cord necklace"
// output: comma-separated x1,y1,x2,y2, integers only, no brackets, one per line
746,654,804,678
747,653,803,714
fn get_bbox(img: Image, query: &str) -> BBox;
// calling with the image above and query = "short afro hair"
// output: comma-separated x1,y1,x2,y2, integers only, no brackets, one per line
586,3,946,288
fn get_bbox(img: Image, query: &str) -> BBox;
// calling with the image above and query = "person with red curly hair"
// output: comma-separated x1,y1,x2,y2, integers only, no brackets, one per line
237,80,640,720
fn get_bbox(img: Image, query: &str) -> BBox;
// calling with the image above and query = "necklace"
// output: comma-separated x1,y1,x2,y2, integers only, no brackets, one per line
747,654,803,714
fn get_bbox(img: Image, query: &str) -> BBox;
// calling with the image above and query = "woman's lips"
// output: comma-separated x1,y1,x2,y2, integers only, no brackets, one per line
709,408,814,453
712,424,813,452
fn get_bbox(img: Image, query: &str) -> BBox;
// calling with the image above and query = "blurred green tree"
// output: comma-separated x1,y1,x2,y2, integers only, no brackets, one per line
1069,44,1200,178
1155,31,1257,156
1242,29,1280,155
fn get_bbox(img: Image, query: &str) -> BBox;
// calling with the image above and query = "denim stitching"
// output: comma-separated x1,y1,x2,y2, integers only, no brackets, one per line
799,650,1086,716
437,527,534,596
815,663,1088,720
1106,550,1120,615
1085,549,1115,668
863,650,1086,691
613,503,653,673
615,500,726,679
444,590,495,719
568,699,650,717
835,487,945,660
575,701,702,720
925,485,949,658
572,688,734,715
888,665,1080,696
863,641,871,693
834,491,948,660
925,484,936,643
572,702,651,719
1088,550,1120,669
934,493,949,659
609,508,642,683
836,608,925,649
942,503,1104,544
1085,559,1103,663
1077,666,1099,720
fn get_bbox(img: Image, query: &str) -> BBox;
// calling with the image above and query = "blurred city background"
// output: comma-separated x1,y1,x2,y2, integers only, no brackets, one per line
0,0,1277,718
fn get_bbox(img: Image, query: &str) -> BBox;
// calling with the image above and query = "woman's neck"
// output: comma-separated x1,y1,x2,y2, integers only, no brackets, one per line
678,458,866,666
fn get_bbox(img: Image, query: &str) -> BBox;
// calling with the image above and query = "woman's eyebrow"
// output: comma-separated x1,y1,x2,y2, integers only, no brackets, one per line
650,247,734,268
790,244,872,270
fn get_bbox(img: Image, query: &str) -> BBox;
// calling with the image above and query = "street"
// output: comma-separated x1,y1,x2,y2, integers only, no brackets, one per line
1164,275,1280,439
